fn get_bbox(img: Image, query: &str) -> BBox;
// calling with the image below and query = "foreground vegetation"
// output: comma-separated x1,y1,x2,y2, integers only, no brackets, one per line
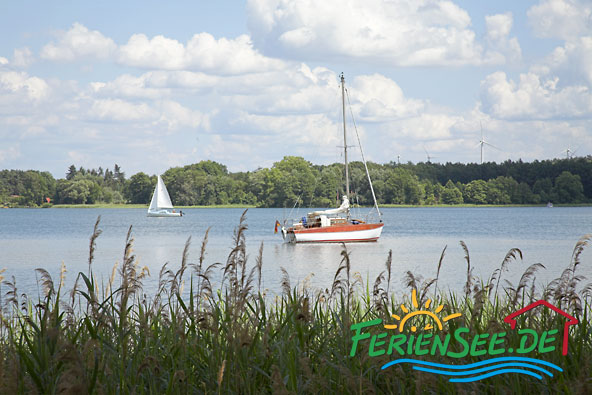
2,156,592,208
0,213,591,393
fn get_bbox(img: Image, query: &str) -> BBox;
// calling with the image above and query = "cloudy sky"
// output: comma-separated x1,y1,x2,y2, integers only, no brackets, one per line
1,0,591,178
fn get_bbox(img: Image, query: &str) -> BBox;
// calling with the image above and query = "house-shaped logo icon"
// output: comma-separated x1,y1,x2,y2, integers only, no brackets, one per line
504,300,579,355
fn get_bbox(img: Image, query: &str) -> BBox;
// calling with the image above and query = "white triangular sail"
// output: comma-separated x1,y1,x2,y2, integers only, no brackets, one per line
149,175,174,211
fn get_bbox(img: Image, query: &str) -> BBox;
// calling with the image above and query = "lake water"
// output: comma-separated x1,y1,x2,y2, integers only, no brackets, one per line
0,207,591,298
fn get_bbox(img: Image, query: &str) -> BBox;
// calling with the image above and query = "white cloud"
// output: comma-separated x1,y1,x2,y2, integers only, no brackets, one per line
1,114,60,137
374,109,591,165
89,99,153,122
221,65,337,114
67,150,88,164
118,34,185,69
525,1,592,91
12,47,34,68
527,0,592,40
200,68,468,165
430,138,466,153
86,96,209,131
91,73,169,99
231,111,340,146
202,134,261,165
185,33,285,74
148,70,219,90
397,113,460,140
40,23,117,61
0,57,8,66
157,100,210,131
511,3,592,121
532,36,592,87
246,0,518,66
350,74,425,120
0,71,49,103
486,119,590,162
484,13,521,64
3,12,586,174
480,71,592,119
91,70,222,101
0,144,21,163
118,32,286,74
39,23,289,75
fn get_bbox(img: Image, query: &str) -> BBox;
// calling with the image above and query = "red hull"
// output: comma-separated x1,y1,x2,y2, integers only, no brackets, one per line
287,222,384,243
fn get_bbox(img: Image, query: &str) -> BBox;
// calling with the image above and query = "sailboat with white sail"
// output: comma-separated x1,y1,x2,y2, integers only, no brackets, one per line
147,175,183,217
278,74,383,243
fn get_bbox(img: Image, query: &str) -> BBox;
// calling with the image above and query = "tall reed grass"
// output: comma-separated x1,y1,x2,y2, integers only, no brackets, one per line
0,210,590,393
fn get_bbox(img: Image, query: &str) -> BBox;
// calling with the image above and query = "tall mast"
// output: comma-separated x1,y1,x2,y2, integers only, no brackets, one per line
341,73,349,199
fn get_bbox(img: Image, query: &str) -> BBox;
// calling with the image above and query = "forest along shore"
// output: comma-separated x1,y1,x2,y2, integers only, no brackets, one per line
2,156,591,208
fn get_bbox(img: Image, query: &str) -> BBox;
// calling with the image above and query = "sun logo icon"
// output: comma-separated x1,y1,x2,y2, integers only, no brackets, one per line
384,289,462,332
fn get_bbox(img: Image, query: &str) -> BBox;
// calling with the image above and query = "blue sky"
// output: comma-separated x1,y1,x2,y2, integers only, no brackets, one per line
1,0,591,177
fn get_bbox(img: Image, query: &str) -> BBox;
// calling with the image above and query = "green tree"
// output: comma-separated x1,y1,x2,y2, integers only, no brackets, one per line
113,164,126,191
20,171,56,206
533,178,553,203
441,180,463,204
101,186,125,204
382,167,422,204
486,177,511,204
463,180,488,204
197,160,228,177
490,176,520,203
253,156,317,207
60,179,98,204
313,166,342,207
66,165,77,180
554,171,584,203
422,180,437,205
516,182,535,204
127,172,155,204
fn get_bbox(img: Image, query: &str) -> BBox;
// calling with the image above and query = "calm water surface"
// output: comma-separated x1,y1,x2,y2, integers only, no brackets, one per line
0,207,591,297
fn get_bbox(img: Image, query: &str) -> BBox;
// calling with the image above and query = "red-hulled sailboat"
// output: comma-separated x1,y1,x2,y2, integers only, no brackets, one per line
278,74,384,243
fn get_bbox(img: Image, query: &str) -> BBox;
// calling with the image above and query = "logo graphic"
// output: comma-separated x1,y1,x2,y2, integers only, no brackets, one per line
504,300,578,356
350,293,578,383
384,289,461,332
381,357,562,382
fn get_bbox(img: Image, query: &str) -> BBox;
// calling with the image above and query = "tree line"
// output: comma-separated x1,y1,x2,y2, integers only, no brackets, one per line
1,156,591,208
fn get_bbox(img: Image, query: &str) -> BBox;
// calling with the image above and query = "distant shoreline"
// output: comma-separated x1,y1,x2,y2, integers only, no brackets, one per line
50,204,257,209
379,203,592,208
4,203,591,209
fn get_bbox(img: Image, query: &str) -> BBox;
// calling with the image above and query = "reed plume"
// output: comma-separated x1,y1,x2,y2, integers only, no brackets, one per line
88,215,102,275
460,241,473,299
491,247,523,302
433,245,447,297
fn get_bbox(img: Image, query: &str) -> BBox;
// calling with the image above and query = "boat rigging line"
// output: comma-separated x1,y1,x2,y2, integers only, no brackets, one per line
345,87,382,219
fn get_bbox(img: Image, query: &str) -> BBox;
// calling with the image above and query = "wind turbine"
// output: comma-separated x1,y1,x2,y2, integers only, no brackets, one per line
476,121,500,164
423,146,436,163
556,145,579,160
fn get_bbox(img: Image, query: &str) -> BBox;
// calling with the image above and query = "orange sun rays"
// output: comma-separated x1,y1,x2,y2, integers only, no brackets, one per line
384,289,461,332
